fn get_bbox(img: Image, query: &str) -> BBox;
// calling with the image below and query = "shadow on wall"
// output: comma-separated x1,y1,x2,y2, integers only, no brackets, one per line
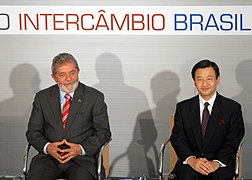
126,71,180,177
149,71,180,174
233,59,252,178
93,53,153,177
0,64,41,176
94,53,180,177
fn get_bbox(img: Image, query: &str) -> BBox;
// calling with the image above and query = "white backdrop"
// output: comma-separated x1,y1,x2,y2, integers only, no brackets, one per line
1,0,252,178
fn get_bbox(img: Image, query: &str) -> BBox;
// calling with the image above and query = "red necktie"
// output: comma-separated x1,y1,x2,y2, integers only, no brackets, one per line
62,93,71,130
201,102,210,139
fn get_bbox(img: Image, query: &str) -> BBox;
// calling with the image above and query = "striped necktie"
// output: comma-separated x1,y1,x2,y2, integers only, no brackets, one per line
62,93,72,130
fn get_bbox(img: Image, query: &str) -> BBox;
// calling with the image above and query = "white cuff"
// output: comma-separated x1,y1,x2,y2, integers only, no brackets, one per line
183,156,196,164
213,160,226,167
43,142,51,154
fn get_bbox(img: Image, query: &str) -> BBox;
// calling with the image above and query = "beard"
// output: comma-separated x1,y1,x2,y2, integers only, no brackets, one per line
58,80,79,93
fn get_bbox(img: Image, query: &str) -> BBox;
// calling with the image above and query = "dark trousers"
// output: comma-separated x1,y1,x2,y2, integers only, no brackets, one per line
172,162,234,180
27,158,96,180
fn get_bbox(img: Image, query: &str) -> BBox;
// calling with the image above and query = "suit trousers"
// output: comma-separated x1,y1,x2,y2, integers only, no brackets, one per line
27,157,96,180
172,162,234,180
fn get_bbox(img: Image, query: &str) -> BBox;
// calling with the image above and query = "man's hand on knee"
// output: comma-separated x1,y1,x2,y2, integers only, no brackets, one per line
205,160,220,173
188,157,211,175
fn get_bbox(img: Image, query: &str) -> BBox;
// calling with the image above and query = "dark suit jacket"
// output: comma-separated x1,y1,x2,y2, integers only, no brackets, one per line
170,93,244,172
26,82,111,178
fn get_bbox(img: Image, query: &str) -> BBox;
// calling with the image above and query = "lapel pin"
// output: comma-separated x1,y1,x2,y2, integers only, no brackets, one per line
78,99,82,103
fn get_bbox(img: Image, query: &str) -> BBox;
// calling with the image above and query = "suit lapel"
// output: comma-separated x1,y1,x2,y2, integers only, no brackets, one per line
49,85,65,136
203,94,223,149
190,96,203,150
64,83,85,134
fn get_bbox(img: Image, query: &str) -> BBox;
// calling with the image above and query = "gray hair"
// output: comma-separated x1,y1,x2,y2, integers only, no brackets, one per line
51,52,79,74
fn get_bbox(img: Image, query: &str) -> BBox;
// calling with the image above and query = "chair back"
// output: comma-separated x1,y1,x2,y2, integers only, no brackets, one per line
169,114,177,172
103,143,110,177
235,139,243,180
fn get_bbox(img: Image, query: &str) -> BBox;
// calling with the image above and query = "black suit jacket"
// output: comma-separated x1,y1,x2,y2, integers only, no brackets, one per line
171,93,244,171
26,82,111,177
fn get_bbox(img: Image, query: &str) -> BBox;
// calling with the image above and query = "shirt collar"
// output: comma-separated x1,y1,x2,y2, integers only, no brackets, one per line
199,91,217,107
60,90,74,104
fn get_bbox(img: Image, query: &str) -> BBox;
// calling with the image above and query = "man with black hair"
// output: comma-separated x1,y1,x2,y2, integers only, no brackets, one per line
171,59,244,180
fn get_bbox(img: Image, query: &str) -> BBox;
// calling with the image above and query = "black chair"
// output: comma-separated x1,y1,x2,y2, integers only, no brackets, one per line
23,138,112,180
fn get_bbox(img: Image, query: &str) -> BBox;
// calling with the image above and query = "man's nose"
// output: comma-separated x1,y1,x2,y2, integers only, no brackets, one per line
202,79,207,86
65,74,71,81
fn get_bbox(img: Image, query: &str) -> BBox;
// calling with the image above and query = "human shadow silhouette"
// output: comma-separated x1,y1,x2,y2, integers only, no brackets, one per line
93,53,153,177
232,60,252,178
127,71,180,178
128,71,180,177
0,63,41,175
150,71,180,172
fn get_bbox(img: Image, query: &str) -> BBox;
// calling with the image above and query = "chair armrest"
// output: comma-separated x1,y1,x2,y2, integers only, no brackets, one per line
158,138,170,180
23,143,31,177
97,138,112,180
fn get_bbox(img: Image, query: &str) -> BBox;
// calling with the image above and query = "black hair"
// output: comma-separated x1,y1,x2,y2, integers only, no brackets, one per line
191,59,220,80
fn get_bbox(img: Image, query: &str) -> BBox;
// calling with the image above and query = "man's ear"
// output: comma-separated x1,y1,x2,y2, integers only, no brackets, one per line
51,74,57,82
217,76,220,84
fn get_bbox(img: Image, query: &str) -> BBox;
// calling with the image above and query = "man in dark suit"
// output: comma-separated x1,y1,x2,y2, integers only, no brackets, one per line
26,52,111,180
170,60,245,180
